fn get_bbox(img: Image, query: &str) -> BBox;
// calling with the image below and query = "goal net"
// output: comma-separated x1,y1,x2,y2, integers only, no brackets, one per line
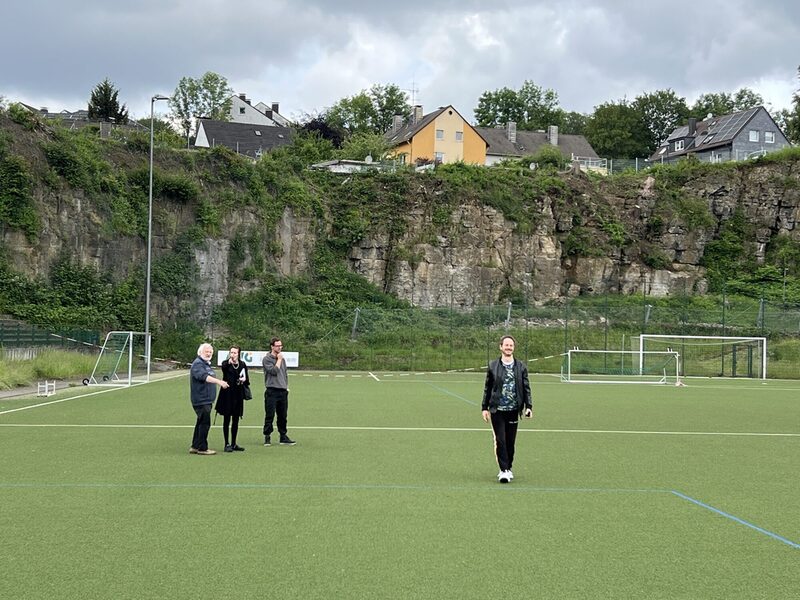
561,349,680,384
638,335,766,380
84,331,149,387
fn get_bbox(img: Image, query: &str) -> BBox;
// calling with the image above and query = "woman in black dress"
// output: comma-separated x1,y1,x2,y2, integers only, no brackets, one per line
215,346,249,452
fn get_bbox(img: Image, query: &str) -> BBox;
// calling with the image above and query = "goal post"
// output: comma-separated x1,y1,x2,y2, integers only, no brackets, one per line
638,335,767,380
561,349,681,384
85,331,149,387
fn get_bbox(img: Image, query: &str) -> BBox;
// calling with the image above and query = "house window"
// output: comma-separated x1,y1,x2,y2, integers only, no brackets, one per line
434,151,444,162
455,131,463,142
765,131,775,143
674,140,684,151
254,130,261,136
436,129,444,140
749,130,759,142
239,107,246,115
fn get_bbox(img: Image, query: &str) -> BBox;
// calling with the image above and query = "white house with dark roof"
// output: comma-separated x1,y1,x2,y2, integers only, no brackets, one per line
229,94,291,127
650,106,791,163
194,118,293,159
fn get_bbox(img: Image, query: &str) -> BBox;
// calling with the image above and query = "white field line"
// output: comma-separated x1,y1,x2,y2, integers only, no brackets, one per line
0,423,797,437
368,372,381,382
0,372,188,416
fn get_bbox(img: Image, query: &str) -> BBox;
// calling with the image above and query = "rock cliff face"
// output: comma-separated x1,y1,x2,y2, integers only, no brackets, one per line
2,137,800,319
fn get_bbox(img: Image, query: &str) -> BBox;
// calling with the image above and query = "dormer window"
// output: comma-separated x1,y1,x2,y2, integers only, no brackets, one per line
674,140,684,151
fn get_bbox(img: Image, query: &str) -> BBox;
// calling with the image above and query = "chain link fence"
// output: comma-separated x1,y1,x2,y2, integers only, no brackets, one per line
296,297,800,378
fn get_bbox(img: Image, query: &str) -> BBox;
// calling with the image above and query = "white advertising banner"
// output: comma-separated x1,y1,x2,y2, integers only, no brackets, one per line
217,350,299,368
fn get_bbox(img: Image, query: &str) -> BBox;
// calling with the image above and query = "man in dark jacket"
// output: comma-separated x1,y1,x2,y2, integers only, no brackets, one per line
189,343,229,455
481,335,533,483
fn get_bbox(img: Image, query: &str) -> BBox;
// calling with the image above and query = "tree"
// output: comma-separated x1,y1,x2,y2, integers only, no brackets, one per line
632,89,690,153
169,72,233,139
585,101,650,158
87,78,128,123
558,110,589,135
691,87,763,119
474,80,561,130
474,87,524,127
325,84,411,135
782,65,800,144
300,115,346,148
337,132,390,161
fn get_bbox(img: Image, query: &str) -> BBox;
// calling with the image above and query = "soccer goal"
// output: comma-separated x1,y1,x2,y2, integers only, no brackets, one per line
638,335,767,380
561,349,681,384
84,331,149,387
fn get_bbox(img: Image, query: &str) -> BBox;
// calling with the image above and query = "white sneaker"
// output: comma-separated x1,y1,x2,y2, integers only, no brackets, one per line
507,470,514,481
498,470,510,484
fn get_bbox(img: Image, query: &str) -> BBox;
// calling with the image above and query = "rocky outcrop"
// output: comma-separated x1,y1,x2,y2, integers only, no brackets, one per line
2,137,799,318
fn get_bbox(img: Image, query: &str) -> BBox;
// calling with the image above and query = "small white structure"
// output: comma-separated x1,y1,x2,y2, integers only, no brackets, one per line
37,380,56,397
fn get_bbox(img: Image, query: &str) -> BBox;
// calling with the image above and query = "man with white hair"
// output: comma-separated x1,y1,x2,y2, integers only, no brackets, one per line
189,342,229,455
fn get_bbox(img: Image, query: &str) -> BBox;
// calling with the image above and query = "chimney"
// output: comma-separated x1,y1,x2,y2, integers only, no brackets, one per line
413,105,423,123
506,121,517,144
272,102,280,114
39,107,48,114
239,93,246,101
687,117,697,136
392,114,404,132
264,110,273,119
547,125,559,146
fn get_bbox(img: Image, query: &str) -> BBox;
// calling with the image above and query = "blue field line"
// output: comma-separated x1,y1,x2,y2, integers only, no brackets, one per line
424,382,479,406
671,490,800,550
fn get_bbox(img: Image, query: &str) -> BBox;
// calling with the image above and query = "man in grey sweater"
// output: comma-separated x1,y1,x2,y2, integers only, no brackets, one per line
262,337,296,446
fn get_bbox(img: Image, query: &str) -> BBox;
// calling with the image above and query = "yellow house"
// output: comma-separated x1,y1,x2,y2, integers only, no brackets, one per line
385,105,487,165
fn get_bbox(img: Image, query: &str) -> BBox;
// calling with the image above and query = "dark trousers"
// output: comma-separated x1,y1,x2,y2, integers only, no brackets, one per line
490,410,519,471
263,388,289,437
192,404,212,451
222,414,239,445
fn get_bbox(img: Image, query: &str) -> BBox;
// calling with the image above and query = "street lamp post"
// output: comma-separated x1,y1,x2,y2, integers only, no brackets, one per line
146,94,170,378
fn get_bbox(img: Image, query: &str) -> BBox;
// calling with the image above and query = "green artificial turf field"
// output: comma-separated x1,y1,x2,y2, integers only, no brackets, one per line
0,371,798,599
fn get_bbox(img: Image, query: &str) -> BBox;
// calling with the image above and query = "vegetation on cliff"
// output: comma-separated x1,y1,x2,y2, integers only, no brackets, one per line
1,105,800,362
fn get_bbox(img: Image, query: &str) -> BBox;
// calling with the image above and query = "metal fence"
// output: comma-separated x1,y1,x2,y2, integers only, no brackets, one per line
298,297,800,378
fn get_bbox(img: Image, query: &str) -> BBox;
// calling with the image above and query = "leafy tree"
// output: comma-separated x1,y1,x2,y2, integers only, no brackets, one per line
474,80,561,130
781,65,800,144
691,87,763,119
474,86,524,127
135,116,185,147
584,101,650,158
632,89,690,153
87,78,128,123
559,110,589,135
169,71,233,139
325,84,410,135
301,115,346,148
337,132,390,161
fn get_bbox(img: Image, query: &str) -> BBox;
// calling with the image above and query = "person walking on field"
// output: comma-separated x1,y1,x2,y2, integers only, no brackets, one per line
215,345,249,452
262,337,296,446
481,335,533,483
189,343,229,456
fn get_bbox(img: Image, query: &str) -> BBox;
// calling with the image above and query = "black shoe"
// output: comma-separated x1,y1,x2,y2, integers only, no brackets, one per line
264,436,271,446
224,444,233,453
232,444,245,451
279,436,296,445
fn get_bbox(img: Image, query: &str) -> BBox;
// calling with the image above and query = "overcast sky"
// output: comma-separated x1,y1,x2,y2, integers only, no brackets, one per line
2,0,798,123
